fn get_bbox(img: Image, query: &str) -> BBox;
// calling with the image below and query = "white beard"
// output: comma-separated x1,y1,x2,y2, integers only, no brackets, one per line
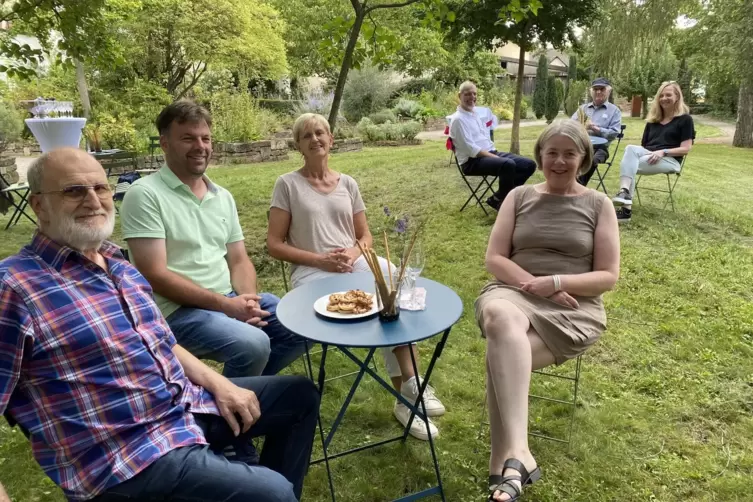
45,202,115,252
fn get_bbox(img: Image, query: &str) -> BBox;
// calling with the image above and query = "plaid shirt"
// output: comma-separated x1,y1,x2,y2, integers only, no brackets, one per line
0,232,219,501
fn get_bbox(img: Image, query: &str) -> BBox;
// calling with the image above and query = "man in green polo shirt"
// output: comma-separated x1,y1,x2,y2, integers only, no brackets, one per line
120,100,306,381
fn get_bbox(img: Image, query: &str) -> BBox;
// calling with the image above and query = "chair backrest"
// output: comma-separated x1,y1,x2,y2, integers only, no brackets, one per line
98,151,138,177
678,128,697,172
266,210,290,292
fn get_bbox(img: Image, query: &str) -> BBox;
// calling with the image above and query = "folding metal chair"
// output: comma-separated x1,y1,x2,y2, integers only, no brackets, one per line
478,354,583,445
634,131,696,212
446,137,498,217
593,124,627,195
1,172,36,230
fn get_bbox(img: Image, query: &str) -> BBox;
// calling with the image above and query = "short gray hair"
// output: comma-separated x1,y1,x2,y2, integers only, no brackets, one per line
27,153,50,193
458,80,477,94
533,120,594,175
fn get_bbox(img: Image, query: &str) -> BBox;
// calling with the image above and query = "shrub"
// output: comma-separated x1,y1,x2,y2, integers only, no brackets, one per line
342,65,397,122
210,91,282,142
533,55,549,119
0,101,24,149
369,109,397,124
90,112,139,151
293,91,334,117
392,98,426,121
564,80,589,116
689,103,712,115
258,99,301,116
545,76,561,123
437,88,459,114
357,117,421,142
493,106,514,121
520,96,531,119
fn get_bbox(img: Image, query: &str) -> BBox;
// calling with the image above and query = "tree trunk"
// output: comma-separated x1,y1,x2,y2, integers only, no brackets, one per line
733,79,753,148
509,44,526,155
641,92,648,119
75,59,91,119
327,8,366,133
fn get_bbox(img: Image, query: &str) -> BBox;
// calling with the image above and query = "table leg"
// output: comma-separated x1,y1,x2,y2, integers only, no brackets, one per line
405,328,450,502
323,347,376,450
311,344,337,502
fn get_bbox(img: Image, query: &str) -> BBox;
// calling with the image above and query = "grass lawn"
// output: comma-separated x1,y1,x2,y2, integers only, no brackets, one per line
2,117,753,501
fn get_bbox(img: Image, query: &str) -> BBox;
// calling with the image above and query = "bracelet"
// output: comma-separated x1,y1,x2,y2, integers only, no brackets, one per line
552,275,561,292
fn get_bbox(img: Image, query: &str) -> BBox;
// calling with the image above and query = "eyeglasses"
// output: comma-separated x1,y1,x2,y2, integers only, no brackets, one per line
35,183,115,201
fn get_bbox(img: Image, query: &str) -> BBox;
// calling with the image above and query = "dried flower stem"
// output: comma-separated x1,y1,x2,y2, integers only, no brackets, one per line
383,230,393,290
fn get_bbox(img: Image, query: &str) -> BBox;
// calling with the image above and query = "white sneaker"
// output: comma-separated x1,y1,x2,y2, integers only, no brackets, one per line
400,376,446,417
393,401,439,441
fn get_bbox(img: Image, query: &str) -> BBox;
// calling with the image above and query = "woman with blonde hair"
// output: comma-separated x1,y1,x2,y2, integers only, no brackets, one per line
267,113,446,441
611,81,694,222
477,120,620,501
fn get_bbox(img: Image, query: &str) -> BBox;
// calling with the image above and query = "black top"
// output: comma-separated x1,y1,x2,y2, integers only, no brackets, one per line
641,114,694,162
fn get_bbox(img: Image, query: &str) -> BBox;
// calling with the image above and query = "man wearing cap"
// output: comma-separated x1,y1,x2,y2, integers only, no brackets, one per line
571,77,623,186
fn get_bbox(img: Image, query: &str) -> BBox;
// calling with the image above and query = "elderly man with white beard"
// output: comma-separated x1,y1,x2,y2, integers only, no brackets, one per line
0,148,320,502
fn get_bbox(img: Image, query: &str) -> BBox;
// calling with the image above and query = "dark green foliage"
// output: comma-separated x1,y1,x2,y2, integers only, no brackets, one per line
258,99,302,116
566,53,577,100
533,55,549,119
545,75,560,122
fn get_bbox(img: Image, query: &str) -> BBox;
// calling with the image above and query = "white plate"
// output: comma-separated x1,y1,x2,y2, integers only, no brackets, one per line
313,291,379,320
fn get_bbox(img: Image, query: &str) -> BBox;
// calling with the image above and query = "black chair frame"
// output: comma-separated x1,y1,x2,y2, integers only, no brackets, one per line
592,124,627,195
1,172,36,230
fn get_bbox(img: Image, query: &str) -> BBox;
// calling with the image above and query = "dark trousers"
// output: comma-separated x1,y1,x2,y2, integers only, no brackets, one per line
462,151,536,203
92,376,320,502
577,147,609,186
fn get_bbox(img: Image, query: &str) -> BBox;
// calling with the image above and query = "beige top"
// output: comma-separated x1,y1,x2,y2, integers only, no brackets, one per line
270,171,366,285
510,184,606,278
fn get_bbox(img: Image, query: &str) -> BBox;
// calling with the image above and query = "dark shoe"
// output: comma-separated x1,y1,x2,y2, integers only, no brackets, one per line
488,458,541,501
616,207,632,223
486,196,501,211
612,188,632,206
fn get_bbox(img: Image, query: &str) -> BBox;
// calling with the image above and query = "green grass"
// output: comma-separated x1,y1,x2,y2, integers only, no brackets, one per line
2,121,753,501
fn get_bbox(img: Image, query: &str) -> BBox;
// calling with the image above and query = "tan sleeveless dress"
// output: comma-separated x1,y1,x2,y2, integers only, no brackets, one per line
475,184,609,364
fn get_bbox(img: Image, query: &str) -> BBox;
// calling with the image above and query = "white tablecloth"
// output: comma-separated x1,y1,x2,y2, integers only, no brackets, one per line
25,118,87,153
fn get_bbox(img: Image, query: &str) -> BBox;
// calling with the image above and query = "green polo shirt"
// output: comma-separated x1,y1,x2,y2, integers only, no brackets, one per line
120,167,245,318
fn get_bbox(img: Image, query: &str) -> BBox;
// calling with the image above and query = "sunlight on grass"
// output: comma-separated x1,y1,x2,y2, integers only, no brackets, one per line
2,121,753,501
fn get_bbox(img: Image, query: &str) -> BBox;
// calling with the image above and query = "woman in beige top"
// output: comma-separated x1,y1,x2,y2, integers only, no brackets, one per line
477,120,620,501
267,113,446,441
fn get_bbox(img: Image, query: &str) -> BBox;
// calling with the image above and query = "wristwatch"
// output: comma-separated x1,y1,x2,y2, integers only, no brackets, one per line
662,149,670,156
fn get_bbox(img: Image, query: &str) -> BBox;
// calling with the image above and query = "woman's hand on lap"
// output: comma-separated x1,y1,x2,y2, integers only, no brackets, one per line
520,276,557,298
549,291,579,309
318,251,353,273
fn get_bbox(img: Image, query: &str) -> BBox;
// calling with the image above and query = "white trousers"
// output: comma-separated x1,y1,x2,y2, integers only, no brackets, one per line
619,145,681,195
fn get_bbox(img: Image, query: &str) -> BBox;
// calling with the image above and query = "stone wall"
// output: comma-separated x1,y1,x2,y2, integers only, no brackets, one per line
423,117,447,131
211,139,289,165
3,140,42,156
0,155,19,184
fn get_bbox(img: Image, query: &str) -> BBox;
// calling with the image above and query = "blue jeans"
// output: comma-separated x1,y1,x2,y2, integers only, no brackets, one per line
167,293,307,377
91,376,320,502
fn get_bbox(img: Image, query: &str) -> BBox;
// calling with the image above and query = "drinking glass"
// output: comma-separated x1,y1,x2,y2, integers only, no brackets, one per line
401,241,425,302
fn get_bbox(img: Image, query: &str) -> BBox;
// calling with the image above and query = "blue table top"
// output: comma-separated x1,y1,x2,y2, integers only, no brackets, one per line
276,273,464,348
589,135,608,146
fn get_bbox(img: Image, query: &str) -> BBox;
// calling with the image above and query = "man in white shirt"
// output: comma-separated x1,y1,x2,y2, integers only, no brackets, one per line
449,81,536,211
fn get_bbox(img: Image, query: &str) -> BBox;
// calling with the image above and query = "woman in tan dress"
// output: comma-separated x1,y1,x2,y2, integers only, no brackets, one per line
477,120,620,501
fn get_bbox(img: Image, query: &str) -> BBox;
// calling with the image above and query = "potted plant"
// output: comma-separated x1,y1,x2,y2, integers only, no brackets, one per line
84,123,103,152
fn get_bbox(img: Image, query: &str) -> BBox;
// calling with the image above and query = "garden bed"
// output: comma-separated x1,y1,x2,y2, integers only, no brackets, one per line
365,139,423,147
